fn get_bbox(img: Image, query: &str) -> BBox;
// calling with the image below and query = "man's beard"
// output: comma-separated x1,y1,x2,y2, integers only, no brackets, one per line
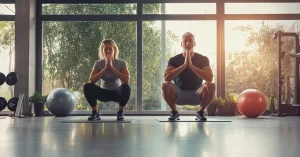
184,48,193,53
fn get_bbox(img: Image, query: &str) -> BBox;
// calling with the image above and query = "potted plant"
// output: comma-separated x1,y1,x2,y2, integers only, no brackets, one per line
224,94,238,116
215,97,227,116
215,94,238,116
206,97,224,116
29,92,48,117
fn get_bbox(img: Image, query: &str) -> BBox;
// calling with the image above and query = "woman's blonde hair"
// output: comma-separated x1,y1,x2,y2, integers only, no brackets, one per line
98,39,119,60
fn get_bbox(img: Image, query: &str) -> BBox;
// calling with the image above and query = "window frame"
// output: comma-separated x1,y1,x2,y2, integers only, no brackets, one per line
37,0,300,115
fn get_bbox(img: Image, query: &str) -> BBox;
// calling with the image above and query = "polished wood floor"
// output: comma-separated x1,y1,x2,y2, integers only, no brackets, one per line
0,116,299,157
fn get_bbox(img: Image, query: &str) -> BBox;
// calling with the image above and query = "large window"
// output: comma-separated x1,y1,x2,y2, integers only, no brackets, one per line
0,4,15,15
225,3,300,14
42,21,137,111
38,0,300,114
142,20,216,111
0,1,15,113
225,20,299,109
42,4,137,15
40,2,217,113
143,3,216,14
0,1,15,111
0,21,15,101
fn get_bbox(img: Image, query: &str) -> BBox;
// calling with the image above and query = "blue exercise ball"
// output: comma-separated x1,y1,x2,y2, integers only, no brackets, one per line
46,88,76,117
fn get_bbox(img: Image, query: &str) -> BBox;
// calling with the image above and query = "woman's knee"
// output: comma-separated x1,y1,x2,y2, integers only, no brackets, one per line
84,83,96,93
122,83,131,93
119,84,131,106
84,83,92,90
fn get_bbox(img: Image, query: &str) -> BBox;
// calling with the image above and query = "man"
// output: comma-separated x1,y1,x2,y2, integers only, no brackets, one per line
162,32,215,121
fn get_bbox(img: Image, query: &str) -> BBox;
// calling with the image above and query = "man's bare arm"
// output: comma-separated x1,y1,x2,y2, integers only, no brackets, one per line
189,65,213,82
164,64,187,82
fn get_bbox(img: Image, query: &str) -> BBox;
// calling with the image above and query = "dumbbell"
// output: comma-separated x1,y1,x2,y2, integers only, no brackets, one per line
6,72,18,86
0,97,18,112
0,97,7,112
0,72,18,86
7,97,19,111
0,73,5,86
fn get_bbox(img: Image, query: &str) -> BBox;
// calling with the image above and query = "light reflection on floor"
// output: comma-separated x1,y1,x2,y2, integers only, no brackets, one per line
0,116,299,157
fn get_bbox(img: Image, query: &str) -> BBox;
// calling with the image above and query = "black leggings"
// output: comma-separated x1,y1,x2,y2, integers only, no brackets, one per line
84,83,131,108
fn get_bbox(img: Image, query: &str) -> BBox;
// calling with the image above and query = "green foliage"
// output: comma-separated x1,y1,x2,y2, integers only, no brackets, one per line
143,4,161,14
214,95,237,116
29,92,48,104
213,95,237,109
181,105,198,111
211,97,225,106
43,4,137,15
42,3,178,111
224,94,238,105
223,94,238,113
0,21,15,98
226,22,295,109
38,6,297,112
0,21,14,51
143,98,160,110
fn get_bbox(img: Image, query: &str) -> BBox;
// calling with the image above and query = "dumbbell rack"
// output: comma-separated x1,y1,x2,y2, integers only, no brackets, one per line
9,94,27,118
0,72,26,118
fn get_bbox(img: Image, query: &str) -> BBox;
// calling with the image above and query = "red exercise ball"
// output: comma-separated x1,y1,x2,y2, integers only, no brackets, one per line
237,89,267,118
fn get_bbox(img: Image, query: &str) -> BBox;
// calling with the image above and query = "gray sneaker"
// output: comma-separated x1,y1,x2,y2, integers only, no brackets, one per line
196,110,207,121
168,111,180,120
88,110,101,121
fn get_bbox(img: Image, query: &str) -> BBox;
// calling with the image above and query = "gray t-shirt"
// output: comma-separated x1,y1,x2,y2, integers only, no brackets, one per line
93,59,128,90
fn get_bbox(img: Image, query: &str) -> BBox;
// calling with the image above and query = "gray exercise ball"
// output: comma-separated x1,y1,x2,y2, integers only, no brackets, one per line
46,88,76,117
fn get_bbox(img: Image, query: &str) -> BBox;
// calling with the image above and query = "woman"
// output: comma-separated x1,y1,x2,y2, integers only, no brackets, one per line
84,39,131,121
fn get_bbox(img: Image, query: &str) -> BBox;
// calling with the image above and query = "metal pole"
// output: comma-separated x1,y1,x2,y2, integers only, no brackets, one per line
295,34,300,105
160,3,166,111
277,31,285,117
137,2,142,113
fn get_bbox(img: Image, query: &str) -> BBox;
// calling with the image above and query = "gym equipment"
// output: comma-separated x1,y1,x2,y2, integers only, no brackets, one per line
0,72,5,86
270,31,300,116
61,119,135,123
237,89,267,118
0,97,7,111
7,97,19,111
5,72,18,86
46,88,76,117
0,94,26,118
9,94,27,118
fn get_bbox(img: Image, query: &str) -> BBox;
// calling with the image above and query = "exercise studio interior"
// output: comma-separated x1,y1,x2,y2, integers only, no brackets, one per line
0,0,300,157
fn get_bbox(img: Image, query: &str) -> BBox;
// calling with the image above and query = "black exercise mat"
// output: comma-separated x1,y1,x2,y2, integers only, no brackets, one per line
62,119,135,123
155,117,231,122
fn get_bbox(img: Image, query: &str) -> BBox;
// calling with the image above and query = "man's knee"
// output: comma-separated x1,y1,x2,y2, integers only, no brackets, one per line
206,82,216,91
162,82,173,91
